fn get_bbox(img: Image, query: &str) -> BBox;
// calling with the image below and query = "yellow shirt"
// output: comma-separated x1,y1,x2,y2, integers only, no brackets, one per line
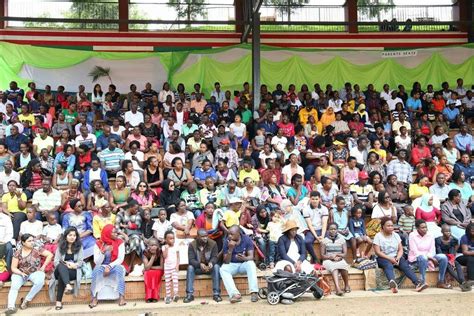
2,192,27,213
370,148,387,161
298,108,318,125
223,210,241,228
347,100,356,113
18,113,35,126
92,214,116,239
238,169,260,183
408,184,429,199
33,136,54,153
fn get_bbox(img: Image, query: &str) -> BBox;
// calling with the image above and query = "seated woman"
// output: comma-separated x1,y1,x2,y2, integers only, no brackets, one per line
170,199,195,239
331,196,354,246
131,181,155,211
87,181,110,216
115,199,143,272
321,223,350,296
457,223,474,285
435,224,472,291
373,217,427,293
60,179,85,215
52,162,72,192
287,174,308,206
116,159,140,191
408,176,430,200
2,180,27,241
167,157,193,192
82,157,109,194
448,170,473,204
408,219,449,289
144,156,164,197
433,155,453,182
109,175,131,213
62,199,96,259
275,220,314,274
441,189,472,240
195,202,224,250
159,179,182,219
6,234,53,314
89,224,126,308
93,203,116,239
48,227,84,310
415,194,442,238
142,238,164,303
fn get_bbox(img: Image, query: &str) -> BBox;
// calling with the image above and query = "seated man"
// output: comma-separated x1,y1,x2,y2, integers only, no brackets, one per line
220,225,259,303
31,178,61,222
98,138,125,178
184,229,221,303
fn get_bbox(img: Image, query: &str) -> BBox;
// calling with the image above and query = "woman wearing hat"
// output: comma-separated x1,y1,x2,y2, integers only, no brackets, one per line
329,140,348,170
275,220,314,274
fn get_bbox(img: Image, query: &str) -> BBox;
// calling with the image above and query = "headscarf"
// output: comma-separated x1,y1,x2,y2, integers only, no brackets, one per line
96,224,123,262
321,108,335,128
160,179,181,207
419,193,433,213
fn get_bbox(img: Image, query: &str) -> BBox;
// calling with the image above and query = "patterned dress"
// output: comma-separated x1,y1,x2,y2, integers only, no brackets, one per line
115,210,143,255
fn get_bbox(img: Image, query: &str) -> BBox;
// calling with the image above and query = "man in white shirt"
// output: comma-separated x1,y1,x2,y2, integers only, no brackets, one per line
380,84,393,102
302,191,329,263
0,160,20,195
0,210,14,270
349,137,369,168
124,103,144,128
75,125,97,151
271,129,287,157
32,178,62,222
386,91,403,111
211,82,226,105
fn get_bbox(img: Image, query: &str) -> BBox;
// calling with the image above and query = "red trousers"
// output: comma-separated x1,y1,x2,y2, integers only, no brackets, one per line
144,269,164,300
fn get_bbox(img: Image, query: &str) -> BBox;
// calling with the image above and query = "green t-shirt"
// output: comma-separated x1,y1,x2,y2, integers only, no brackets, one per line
62,109,78,124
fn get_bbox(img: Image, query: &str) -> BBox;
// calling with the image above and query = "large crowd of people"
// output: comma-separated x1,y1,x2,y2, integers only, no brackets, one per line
0,78,473,314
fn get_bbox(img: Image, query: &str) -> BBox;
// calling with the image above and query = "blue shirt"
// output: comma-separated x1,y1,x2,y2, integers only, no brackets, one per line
193,167,217,182
223,233,254,263
442,107,460,121
454,133,474,152
406,97,421,110
454,162,474,181
460,234,474,252
258,121,278,135
5,133,29,154
96,133,123,151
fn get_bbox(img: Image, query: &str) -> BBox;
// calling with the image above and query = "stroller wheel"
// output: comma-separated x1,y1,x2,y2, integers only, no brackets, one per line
258,287,268,299
267,291,280,305
313,289,324,300
258,263,267,271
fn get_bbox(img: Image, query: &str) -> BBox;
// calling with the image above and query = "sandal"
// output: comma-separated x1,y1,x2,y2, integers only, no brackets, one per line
344,287,351,293
335,291,344,296
88,298,98,309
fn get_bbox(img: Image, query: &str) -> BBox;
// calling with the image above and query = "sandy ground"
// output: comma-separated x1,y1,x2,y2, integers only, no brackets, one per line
7,288,474,316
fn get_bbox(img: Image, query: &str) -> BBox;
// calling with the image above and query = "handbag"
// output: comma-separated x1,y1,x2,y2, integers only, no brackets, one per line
314,266,332,296
366,218,381,239
81,262,93,280
354,258,377,270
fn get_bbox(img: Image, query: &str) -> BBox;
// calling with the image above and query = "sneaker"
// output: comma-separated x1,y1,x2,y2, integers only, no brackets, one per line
165,297,172,304
460,282,472,292
250,293,259,302
230,294,242,304
389,280,398,293
415,283,428,292
5,308,17,315
173,295,180,302
183,295,194,303
213,295,222,303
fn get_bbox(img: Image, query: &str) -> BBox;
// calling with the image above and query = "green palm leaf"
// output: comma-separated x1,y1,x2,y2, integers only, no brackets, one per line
88,66,112,83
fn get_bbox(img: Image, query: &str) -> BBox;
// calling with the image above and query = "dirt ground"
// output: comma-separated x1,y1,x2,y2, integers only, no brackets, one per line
29,290,471,316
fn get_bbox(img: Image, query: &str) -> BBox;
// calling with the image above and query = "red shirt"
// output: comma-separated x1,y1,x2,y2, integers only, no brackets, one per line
277,122,295,137
415,207,441,223
411,146,431,165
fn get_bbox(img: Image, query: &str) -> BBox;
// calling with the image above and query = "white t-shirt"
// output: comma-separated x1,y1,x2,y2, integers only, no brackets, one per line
170,211,195,232
152,219,172,240
380,90,393,102
271,135,288,152
374,232,401,258
75,134,97,148
42,224,62,241
124,151,144,171
394,135,412,150
0,170,20,193
302,205,329,231
258,151,277,168
387,97,403,111
229,123,246,138
281,164,304,185
124,111,144,127
89,168,102,183
20,221,43,237
111,125,126,137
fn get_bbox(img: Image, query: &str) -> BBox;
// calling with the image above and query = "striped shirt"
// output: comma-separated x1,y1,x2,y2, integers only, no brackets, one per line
350,183,374,203
98,147,125,170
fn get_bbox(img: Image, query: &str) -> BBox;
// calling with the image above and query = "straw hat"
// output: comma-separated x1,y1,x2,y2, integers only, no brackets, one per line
282,220,299,233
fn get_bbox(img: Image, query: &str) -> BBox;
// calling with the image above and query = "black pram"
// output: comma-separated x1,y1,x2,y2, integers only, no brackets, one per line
259,270,324,305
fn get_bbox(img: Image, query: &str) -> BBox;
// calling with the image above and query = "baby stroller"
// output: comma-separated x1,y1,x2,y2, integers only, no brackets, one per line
259,270,324,305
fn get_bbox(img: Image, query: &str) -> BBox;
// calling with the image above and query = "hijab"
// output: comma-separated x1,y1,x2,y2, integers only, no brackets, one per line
321,107,335,128
96,224,123,262
419,193,433,213
160,179,181,207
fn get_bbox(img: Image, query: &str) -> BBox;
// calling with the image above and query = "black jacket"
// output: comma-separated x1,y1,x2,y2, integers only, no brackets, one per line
188,239,218,269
